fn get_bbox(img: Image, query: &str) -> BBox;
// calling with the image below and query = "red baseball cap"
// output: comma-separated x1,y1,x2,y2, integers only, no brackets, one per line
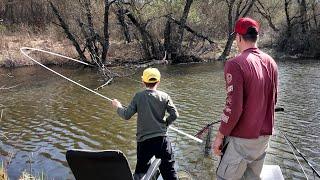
233,17,259,35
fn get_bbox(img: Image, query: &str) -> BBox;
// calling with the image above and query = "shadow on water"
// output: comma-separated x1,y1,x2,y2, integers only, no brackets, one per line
0,59,319,179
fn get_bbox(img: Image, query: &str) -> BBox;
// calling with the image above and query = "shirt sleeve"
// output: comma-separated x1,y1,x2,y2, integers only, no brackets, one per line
117,94,138,120
219,61,244,136
274,64,278,105
165,95,179,126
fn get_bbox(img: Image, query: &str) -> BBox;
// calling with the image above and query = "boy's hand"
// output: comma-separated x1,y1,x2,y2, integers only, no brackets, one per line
112,99,122,109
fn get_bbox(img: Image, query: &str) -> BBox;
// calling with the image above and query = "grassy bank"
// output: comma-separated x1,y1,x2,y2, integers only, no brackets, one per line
0,33,154,68
0,166,44,180
0,167,7,180
2,26,303,69
0,24,231,68
0,25,77,67
0,36,230,68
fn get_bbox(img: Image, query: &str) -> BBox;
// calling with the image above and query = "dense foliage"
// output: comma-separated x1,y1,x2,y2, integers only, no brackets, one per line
1,0,319,59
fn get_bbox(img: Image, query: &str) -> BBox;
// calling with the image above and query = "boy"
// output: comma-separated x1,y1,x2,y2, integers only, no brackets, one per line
111,67,179,180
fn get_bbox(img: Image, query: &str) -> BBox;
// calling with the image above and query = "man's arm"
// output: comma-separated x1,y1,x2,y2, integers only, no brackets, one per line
218,61,244,136
165,95,179,126
274,63,279,105
213,61,244,155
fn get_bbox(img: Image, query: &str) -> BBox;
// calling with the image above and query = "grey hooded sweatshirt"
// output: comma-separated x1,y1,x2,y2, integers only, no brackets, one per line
117,89,179,142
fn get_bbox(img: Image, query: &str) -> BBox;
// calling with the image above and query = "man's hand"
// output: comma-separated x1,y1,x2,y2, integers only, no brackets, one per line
212,131,225,156
111,99,122,109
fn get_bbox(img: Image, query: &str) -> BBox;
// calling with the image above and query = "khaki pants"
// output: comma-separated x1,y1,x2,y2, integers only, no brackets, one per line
216,136,270,180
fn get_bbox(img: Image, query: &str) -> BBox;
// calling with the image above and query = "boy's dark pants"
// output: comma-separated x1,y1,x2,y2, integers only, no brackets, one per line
135,136,178,180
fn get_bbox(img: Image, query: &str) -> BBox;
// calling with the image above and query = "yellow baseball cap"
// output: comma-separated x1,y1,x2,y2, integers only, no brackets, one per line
142,68,161,83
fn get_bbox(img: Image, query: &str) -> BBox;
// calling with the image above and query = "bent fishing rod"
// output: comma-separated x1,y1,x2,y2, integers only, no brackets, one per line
20,47,203,143
194,107,285,138
195,106,319,178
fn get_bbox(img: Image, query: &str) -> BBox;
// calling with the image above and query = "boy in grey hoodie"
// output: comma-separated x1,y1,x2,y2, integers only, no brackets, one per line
112,67,179,180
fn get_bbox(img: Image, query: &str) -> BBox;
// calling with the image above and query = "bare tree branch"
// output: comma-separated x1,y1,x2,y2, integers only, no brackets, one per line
0,109,3,121
49,1,89,64
0,84,20,90
242,0,257,17
167,16,215,44
0,109,8,140
255,0,279,31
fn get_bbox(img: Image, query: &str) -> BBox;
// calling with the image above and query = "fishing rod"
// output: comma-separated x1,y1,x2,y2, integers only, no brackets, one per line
194,120,220,138
280,131,320,179
20,47,203,143
194,107,286,138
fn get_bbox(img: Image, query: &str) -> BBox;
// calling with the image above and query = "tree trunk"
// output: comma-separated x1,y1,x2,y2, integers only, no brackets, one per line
126,12,153,60
168,16,215,44
219,35,236,60
4,0,14,24
219,0,256,60
175,0,194,55
255,0,279,32
84,0,100,61
125,11,163,60
219,0,236,60
284,0,292,38
116,7,131,43
164,18,172,60
49,1,88,63
101,0,111,64
311,1,318,27
299,0,308,33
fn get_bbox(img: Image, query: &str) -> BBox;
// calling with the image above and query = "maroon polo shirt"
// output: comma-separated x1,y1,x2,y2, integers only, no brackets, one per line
219,48,278,138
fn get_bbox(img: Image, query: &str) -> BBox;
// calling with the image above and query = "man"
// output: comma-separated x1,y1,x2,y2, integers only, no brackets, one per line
212,17,278,180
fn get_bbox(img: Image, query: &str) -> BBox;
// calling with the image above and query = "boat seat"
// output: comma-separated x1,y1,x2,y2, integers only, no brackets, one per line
66,149,161,180
260,165,284,180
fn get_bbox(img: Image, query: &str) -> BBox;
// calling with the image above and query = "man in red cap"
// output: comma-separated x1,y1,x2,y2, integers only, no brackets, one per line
212,17,278,179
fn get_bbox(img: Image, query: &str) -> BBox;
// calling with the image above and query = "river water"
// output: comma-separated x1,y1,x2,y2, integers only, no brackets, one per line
0,60,319,179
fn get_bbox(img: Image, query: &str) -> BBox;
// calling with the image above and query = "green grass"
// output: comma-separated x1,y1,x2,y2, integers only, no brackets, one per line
0,25,6,33
0,161,7,180
19,170,46,180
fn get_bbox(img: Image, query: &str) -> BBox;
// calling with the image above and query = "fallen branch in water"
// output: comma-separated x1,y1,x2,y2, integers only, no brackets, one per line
0,73,14,78
95,77,114,91
0,133,8,140
0,84,20,90
134,59,169,68
0,109,8,140
0,109,3,121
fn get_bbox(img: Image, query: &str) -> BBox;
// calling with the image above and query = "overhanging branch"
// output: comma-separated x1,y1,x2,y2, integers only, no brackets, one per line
166,16,215,44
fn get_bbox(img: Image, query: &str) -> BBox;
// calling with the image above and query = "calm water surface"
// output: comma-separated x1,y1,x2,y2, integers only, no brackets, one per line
0,60,319,179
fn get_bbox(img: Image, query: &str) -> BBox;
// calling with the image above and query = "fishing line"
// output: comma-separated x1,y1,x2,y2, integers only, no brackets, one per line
280,131,309,179
21,47,93,66
20,47,203,143
20,47,112,101
280,131,320,179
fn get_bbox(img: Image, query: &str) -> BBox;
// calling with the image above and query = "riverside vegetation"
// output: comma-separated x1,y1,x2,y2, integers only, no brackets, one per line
0,0,319,68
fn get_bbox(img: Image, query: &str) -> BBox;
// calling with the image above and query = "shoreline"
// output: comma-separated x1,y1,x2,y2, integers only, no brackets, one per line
1,35,318,69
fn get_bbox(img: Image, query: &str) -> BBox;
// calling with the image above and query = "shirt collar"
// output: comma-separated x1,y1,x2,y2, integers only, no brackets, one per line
243,47,258,53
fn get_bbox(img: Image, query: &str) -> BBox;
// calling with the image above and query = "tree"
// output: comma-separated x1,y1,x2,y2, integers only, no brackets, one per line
218,0,257,60
50,0,116,80
115,1,132,43
277,0,320,55
254,0,280,32
173,0,194,59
